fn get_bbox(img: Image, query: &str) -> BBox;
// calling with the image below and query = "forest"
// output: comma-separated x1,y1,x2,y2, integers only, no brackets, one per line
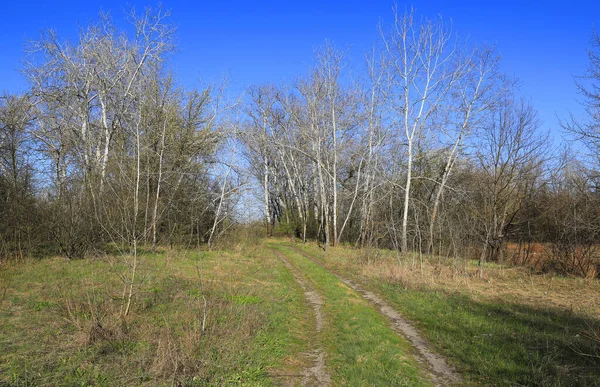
2,7,599,277
1,5,600,386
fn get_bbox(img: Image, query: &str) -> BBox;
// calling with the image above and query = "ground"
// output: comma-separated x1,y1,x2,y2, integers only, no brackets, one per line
1,239,599,386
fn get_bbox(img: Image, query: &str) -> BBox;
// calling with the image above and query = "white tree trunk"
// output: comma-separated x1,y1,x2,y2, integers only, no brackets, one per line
151,118,167,250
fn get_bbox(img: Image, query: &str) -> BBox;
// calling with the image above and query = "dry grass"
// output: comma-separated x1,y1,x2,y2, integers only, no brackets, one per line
292,241,600,385
0,246,307,386
308,244,600,319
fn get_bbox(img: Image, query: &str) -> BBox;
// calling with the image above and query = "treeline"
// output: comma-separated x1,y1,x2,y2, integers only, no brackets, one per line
239,11,600,278
0,8,238,261
1,7,600,278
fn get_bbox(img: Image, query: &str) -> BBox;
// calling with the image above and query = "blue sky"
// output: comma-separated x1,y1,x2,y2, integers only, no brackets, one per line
2,1,599,139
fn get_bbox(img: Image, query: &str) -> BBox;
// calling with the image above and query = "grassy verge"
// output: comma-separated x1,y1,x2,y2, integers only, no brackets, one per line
290,242,600,386
271,243,432,386
0,244,310,386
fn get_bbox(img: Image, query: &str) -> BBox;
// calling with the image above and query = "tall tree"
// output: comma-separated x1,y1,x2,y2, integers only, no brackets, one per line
563,30,600,162
380,9,462,252
472,96,547,276
0,94,35,259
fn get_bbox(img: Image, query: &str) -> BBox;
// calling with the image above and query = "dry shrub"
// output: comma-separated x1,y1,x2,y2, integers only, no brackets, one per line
146,290,265,382
544,242,599,278
356,247,384,265
57,288,97,331
505,242,547,266
383,262,413,286
150,325,199,378
87,319,131,352
503,241,599,279
56,280,131,352
88,321,118,344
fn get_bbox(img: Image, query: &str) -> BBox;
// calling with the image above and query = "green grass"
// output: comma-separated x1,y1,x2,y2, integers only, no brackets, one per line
375,284,599,386
6,238,595,386
0,246,311,386
271,243,431,386
290,242,600,386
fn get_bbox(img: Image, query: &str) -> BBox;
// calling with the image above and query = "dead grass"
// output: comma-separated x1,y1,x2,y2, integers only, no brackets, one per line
304,243,600,319
292,241,600,385
0,247,307,386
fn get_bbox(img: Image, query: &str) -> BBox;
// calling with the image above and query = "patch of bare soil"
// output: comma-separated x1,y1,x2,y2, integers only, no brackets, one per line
273,249,331,387
289,245,461,386
301,349,330,387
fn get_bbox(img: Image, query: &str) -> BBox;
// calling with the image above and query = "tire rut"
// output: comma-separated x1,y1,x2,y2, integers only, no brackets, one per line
288,245,462,387
272,249,331,387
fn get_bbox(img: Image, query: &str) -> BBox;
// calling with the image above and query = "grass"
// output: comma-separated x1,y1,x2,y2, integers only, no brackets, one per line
3,238,598,386
270,243,431,386
290,241,600,386
0,243,311,386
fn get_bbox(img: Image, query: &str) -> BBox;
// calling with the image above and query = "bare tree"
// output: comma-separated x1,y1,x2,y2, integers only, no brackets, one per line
355,50,390,248
380,9,461,253
242,85,280,236
427,47,506,254
472,96,547,276
0,94,35,259
562,30,600,161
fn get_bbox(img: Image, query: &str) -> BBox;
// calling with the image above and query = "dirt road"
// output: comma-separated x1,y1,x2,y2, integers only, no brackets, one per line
275,244,461,386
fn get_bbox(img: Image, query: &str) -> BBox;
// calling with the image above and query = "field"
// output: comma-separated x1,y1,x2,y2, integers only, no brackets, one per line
1,239,599,386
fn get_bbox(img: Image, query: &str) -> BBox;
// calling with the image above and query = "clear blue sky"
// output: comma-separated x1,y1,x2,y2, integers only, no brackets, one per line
2,0,599,138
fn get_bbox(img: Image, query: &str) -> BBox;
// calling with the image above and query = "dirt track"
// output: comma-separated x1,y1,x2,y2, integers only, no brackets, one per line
288,245,462,386
273,249,331,387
